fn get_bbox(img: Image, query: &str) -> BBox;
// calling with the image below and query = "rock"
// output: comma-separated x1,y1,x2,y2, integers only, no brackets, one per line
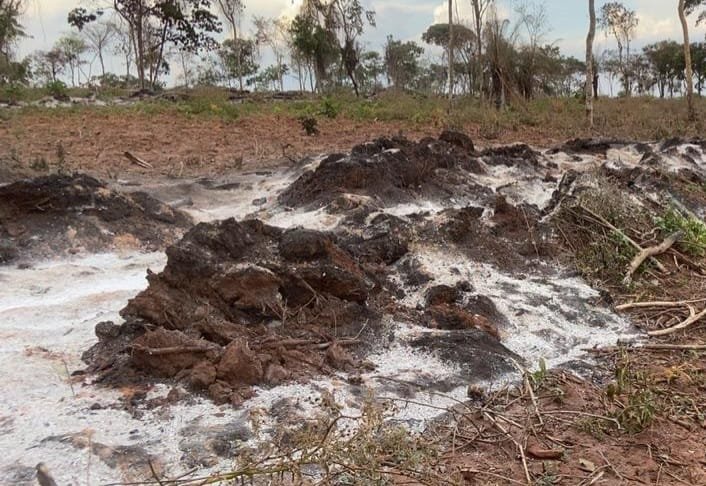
94,321,122,341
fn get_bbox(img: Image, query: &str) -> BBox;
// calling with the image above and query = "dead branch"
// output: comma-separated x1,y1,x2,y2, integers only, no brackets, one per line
648,306,706,336
615,298,706,311
130,345,214,355
578,205,667,273
641,343,706,351
623,231,682,285
124,151,154,169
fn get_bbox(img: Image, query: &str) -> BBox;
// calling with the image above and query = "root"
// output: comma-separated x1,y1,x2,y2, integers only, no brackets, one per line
623,231,682,285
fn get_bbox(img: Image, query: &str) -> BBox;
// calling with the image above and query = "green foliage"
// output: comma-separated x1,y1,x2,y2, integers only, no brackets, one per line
616,390,657,433
299,115,319,136
656,207,706,256
384,35,424,89
530,358,548,389
318,96,339,118
45,80,68,100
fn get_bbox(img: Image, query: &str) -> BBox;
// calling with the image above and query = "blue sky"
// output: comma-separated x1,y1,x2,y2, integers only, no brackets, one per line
15,1,706,83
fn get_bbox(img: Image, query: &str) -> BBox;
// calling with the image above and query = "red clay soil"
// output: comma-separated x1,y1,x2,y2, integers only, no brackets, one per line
0,110,565,182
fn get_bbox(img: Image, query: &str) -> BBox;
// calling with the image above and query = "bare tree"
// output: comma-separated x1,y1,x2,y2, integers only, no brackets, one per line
679,0,697,121
83,20,117,78
599,2,638,96
586,0,596,127
215,0,245,90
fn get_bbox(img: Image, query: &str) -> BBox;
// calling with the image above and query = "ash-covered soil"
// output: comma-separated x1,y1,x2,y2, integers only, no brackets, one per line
0,173,192,263
7,132,706,484
82,132,663,406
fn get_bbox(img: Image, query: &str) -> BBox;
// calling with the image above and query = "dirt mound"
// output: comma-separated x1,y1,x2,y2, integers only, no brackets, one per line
85,209,525,403
84,219,395,404
278,133,485,209
0,173,191,263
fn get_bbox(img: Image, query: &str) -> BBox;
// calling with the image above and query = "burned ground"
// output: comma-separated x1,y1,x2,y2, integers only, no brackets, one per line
0,173,191,263
7,131,706,484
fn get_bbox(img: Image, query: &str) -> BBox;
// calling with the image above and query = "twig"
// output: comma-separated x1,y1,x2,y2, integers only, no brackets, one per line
623,231,682,284
62,359,75,397
148,459,165,486
641,343,706,351
482,412,532,485
461,469,525,485
648,306,706,336
123,151,154,169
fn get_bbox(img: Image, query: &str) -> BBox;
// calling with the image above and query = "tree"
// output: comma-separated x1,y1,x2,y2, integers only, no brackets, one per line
0,0,25,59
72,1,222,89
0,0,27,84
316,0,375,97
644,41,683,98
515,1,550,100
81,20,117,79
448,0,453,101
684,0,706,120
254,17,290,92
599,2,638,96
57,33,88,86
586,0,596,127
215,0,245,89
32,48,66,84
219,37,258,87
289,10,338,92
469,0,494,97
384,35,423,89
422,23,475,94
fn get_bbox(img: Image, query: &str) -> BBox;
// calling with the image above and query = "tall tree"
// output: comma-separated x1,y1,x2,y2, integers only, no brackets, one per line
599,2,638,96
448,0,454,101
469,0,493,97
82,21,117,79
320,0,375,97
384,35,423,89
71,1,222,89
254,16,290,92
215,0,245,90
586,0,596,127
679,0,696,120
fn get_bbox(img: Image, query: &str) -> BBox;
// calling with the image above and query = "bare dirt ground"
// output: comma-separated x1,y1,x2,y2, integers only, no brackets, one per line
0,110,568,182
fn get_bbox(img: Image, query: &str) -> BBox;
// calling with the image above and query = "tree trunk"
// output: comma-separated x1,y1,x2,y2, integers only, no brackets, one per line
448,0,454,103
679,0,697,122
472,0,483,99
585,0,596,128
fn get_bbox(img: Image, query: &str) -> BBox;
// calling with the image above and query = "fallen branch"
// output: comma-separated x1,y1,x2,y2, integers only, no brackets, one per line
616,298,706,311
641,343,706,351
648,306,706,336
130,345,214,355
623,231,682,284
124,151,154,169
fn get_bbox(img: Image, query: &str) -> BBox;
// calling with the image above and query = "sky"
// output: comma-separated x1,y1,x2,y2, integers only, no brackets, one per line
14,0,706,85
